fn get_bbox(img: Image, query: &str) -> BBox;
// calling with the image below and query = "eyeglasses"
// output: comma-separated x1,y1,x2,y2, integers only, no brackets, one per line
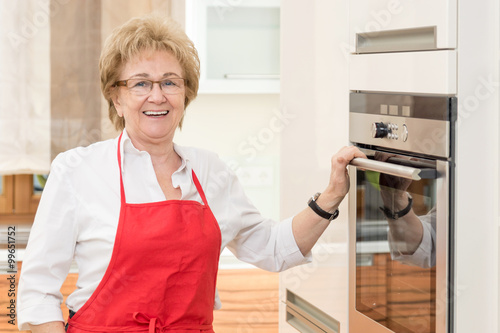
114,78,186,96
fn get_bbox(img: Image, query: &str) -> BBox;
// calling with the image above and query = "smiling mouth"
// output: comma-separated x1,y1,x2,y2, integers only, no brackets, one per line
143,110,169,117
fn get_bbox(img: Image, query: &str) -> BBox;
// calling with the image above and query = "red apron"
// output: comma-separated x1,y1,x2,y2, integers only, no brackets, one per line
67,133,221,333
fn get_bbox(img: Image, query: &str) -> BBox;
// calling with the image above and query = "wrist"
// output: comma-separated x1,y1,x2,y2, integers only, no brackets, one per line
317,187,344,211
393,195,410,211
308,192,340,221
380,193,413,220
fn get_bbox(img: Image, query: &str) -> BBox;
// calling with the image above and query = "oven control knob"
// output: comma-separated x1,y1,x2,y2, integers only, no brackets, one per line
371,122,389,138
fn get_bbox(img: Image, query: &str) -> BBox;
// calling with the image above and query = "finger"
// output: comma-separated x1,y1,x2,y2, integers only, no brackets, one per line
344,146,367,161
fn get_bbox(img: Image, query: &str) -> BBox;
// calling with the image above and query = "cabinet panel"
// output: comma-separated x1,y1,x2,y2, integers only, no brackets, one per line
13,175,41,215
349,0,457,53
185,0,280,93
349,50,457,94
0,175,42,224
206,6,279,80
0,176,13,214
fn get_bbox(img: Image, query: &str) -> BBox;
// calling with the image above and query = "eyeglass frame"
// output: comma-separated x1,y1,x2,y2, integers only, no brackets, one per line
113,77,186,95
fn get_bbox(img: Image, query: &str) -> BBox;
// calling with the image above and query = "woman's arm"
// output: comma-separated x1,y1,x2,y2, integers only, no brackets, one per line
382,192,424,255
292,146,366,256
28,321,65,333
18,154,77,329
376,152,425,255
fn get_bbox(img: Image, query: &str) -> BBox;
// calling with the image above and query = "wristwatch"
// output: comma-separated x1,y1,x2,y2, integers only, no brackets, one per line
308,192,339,221
379,194,413,220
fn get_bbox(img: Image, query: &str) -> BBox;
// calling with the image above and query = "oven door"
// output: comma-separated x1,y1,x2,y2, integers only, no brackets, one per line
348,150,450,333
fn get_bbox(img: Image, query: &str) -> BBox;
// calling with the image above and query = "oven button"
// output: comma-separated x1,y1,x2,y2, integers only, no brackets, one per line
402,124,408,142
371,122,389,138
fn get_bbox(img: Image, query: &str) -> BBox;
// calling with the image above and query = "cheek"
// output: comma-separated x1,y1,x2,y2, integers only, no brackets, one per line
169,95,186,111
115,95,142,118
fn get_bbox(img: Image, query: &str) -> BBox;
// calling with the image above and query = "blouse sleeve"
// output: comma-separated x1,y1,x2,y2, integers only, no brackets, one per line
17,154,78,330
208,160,311,272
389,207,436,268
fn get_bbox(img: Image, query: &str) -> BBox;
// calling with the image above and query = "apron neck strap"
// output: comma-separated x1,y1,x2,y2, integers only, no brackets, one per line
191,170,209,206
117,132,126,204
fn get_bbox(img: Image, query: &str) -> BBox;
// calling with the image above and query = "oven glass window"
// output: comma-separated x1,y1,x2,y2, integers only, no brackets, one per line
355,163,437,333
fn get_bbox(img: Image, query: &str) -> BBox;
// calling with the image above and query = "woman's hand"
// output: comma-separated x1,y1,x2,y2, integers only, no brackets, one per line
375,152,413,210
315,146,367,212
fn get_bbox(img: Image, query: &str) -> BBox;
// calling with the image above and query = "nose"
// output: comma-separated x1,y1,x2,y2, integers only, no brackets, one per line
147,82,166,103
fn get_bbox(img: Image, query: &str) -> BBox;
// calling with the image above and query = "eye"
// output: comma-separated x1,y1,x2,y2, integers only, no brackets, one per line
131,80,151,88
161,79,178,88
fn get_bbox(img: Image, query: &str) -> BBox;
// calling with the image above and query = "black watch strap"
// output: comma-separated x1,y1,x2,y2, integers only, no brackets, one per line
379,194,413,220
308,192,339,221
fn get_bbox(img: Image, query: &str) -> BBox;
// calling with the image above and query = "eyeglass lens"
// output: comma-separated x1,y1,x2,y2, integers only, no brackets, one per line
126,79,184,95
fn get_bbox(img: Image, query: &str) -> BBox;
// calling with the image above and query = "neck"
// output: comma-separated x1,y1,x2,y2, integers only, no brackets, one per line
126,131,180,168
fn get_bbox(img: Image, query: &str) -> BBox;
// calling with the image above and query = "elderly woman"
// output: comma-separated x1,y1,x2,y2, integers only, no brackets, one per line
18,14,365,333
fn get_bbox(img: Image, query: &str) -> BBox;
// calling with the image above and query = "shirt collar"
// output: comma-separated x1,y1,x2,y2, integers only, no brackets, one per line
118,129,190,174
120,129,141,155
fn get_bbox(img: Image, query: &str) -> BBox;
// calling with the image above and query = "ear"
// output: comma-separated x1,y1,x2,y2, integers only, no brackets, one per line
111,93,124,117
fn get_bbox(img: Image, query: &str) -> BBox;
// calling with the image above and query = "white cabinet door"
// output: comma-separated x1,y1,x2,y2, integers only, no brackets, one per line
349,0,457,53
349,50,457,94
185,0,280,94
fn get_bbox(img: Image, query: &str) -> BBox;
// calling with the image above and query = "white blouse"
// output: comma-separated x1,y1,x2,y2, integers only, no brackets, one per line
389,207,436,268
18,130,310,330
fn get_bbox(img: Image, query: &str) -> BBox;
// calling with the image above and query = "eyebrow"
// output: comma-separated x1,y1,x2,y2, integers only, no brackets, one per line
129,72,182,79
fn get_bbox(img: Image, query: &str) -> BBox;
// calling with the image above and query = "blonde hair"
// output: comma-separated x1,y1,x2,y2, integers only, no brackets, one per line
99,14,200,130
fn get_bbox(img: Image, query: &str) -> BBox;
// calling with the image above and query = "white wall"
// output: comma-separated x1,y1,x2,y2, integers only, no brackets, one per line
175,93,281,221
279,0,351,331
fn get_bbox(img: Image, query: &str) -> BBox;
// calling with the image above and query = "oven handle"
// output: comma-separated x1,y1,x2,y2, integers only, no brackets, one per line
349,157,437,180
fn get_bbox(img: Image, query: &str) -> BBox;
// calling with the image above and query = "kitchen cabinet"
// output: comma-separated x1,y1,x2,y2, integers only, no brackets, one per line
0,176,13,214
0,175,43,225
279,1,352,331
185,0,280,94
279,0,499,332
349,0,457,53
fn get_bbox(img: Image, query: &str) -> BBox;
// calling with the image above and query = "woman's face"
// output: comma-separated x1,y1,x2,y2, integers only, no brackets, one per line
112,50,185,147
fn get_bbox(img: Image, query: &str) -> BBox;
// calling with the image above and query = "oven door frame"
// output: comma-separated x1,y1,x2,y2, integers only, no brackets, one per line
348,154,450,333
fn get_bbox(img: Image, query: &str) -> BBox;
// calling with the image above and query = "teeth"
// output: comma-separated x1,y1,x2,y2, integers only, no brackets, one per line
143,111,169,116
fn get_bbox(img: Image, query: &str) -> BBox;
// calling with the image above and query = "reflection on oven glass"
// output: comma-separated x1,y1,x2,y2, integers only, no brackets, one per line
355,153,437,333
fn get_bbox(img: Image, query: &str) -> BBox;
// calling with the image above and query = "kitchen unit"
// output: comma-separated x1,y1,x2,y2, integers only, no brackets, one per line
279,1,499,333
185,0,280,93
348,93,455,333
348,0,458,331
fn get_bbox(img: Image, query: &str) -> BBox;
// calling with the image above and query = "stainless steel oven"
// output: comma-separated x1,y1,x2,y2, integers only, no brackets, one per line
348,93,456,333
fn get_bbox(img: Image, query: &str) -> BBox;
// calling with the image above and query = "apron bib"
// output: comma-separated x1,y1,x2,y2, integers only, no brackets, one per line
67,133,221,333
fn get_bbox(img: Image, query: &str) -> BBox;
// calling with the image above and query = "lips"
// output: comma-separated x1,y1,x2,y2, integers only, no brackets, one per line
143,110,169,117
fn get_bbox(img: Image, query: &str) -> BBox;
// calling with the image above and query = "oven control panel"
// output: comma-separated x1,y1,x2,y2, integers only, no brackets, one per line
349,93,455,158
371,122,408,141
